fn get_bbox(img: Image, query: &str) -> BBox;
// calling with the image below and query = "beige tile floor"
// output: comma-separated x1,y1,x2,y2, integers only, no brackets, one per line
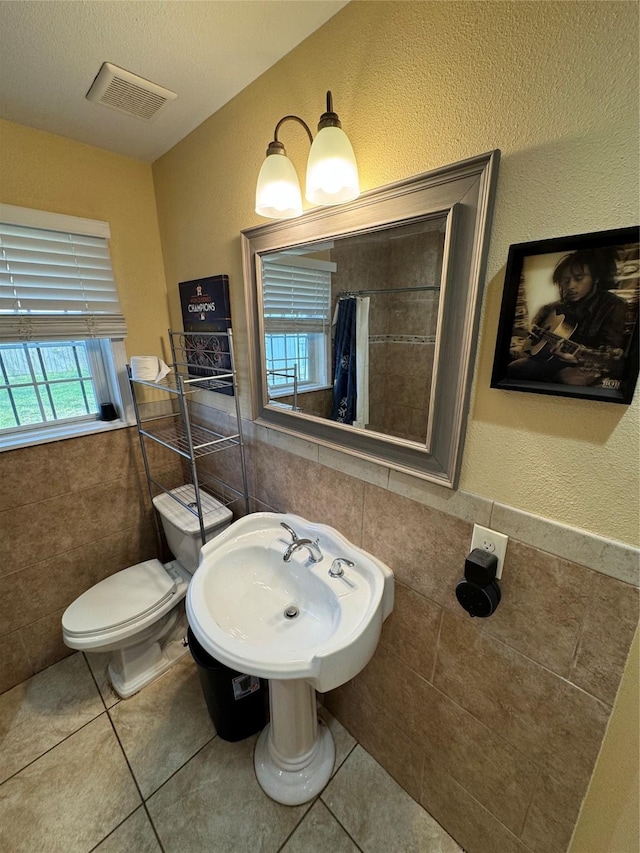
0,652,463,853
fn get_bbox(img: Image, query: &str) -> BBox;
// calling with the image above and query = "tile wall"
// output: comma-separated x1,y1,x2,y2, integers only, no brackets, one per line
368,338,434,441
0,426,185,693
332,226,443,443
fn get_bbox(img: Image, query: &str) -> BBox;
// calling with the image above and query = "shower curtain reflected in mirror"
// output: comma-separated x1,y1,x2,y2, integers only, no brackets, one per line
331,296,370,426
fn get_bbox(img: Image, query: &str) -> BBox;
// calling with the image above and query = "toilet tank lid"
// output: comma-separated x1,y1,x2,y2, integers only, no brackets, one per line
152,485,232,535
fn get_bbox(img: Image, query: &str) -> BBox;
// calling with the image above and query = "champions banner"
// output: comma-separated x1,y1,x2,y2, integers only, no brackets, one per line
178,275,233,395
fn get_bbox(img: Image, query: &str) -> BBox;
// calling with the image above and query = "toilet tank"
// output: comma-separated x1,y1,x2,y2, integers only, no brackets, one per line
152,485,233,573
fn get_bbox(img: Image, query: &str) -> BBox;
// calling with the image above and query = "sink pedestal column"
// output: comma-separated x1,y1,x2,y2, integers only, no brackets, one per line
254,678,335,805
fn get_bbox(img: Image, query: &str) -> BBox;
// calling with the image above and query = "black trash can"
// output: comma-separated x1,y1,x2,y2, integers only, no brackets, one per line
188,627,268,742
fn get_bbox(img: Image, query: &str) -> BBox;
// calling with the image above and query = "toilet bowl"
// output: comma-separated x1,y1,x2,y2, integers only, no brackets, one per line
62,485,232,698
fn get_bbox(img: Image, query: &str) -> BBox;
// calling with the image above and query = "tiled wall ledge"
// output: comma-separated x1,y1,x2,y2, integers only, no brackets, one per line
242,418,639,588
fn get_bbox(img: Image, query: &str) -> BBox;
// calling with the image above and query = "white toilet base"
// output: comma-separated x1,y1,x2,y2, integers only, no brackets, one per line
107,607,189,698
254,679,335,806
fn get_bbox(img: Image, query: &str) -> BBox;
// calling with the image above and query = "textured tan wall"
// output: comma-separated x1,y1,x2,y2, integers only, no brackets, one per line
0,119,171,359
153,0,639,544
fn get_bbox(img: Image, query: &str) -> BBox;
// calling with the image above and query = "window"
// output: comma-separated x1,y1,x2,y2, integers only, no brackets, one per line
261,254,334,396
0,204,130,448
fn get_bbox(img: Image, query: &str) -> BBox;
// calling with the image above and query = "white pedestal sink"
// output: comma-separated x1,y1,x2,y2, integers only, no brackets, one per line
186,512,394,805
254,679,335,805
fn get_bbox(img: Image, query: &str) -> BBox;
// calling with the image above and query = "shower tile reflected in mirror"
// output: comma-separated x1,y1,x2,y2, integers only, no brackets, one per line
262,215,445,445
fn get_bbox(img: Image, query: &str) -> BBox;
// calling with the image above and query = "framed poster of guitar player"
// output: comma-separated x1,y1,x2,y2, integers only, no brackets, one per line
491,227,639,404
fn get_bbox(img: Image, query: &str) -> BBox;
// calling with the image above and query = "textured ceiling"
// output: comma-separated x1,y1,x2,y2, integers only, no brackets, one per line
0,1,348,163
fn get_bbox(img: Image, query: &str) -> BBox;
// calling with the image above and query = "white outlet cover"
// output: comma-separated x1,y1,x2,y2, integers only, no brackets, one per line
470,524,508,579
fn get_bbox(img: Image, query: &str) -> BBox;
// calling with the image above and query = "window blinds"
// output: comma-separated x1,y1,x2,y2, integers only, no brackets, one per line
261,255,333,334
0,210,126,341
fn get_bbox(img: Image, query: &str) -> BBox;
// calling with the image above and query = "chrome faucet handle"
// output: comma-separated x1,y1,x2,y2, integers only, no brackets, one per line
329,557,354,578
308,538,323,564
280,522,299,543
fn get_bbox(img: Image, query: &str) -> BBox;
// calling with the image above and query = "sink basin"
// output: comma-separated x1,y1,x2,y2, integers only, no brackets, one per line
186,512,394,693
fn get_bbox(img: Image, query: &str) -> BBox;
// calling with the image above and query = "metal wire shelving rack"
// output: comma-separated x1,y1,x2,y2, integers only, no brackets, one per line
129,329,250,549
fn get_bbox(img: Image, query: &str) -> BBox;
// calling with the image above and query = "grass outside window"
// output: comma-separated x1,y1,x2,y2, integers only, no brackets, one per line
0,341,98,431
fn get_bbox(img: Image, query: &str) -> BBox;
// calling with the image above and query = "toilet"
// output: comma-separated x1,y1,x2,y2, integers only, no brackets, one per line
62,484,232,698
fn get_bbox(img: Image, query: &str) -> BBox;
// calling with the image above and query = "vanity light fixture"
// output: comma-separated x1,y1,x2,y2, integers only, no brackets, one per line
255,91,359,220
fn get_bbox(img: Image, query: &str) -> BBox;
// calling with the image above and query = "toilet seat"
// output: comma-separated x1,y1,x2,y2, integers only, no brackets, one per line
62,559,188,649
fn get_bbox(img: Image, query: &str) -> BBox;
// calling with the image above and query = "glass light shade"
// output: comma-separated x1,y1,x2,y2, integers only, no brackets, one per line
305,126,360,206
255,153,303,219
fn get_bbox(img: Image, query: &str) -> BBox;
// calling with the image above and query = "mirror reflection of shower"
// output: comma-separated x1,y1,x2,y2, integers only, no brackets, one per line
262,216,446,444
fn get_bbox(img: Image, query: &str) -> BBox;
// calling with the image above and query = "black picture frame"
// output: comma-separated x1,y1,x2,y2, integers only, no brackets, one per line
491,226,639,404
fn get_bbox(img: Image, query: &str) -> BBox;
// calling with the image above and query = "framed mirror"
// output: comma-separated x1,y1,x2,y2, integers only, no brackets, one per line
241,150,500,488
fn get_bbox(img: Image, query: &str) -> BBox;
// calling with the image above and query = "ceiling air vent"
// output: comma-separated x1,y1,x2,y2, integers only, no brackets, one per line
86,62,177,121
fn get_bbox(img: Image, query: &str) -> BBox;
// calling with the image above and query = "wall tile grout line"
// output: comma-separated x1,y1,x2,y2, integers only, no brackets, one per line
416,764,471,853
353,641,559,807
471,629,615,710
16,628,35,679
434,767,537,853
517,764,543,841
566,570,598,676
487,498,496,529
383,629,612,766
387,579,618,711
0,541,86,583
430,607,445,684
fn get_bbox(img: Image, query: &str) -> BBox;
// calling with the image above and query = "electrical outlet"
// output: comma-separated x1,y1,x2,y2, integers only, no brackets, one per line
470,525,508,579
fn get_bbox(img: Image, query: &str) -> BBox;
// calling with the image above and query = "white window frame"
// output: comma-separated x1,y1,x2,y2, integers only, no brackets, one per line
262,254,334,398
0,204,133,451
264,331,329,395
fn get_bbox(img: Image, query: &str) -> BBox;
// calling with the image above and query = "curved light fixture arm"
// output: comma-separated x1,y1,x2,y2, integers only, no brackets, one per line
265,116,313,159
267,89,340,154
273,115,314,147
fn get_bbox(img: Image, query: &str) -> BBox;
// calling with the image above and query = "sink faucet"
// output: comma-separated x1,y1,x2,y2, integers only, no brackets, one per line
280,522,323,564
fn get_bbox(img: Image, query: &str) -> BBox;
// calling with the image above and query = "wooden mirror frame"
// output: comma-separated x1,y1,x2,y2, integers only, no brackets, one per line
241,150,500,488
